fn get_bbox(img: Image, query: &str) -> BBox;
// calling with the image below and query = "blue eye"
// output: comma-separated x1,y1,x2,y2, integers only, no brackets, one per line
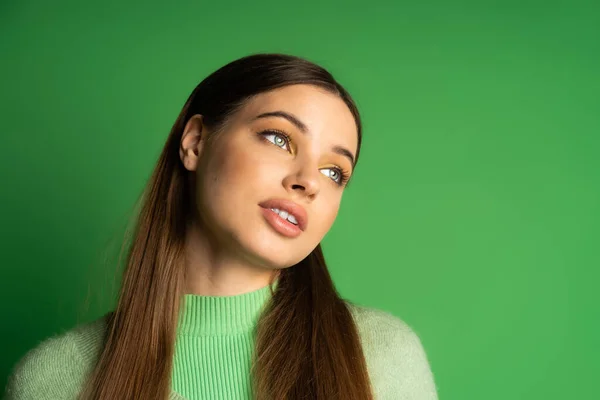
321,167,349,186
261,130,291,151
320,168,340,182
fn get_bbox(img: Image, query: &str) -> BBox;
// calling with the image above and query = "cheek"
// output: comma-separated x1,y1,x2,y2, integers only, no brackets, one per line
202,135,242,181
325,204,341,229
309,197,342,239
198,137,273,208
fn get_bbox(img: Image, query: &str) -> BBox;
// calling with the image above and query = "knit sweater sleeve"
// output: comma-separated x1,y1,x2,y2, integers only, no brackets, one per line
348,303,439,400
3,315,107,400
3,330,88,399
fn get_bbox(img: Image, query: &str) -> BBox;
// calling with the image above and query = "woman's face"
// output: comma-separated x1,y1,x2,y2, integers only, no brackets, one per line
181,84,358,270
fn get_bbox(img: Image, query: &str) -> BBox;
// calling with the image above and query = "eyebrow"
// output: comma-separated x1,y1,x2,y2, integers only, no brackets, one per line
253,110,356,167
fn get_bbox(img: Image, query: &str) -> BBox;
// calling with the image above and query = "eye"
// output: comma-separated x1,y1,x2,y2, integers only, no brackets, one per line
320,167,350,186
260,130,291,152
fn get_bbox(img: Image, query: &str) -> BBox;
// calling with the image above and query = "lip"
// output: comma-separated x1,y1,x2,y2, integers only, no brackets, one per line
258,198,308,232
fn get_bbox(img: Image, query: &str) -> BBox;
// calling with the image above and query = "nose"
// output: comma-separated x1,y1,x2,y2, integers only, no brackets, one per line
283,164,320,199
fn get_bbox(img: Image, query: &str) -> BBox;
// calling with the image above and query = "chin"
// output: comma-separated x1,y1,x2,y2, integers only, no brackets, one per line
224,213,312,268
244,235,308,269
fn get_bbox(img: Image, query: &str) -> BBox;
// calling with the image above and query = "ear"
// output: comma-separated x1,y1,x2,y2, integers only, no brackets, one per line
180,114,209,172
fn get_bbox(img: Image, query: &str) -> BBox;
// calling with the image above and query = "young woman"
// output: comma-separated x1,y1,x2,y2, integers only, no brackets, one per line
5,53,438,400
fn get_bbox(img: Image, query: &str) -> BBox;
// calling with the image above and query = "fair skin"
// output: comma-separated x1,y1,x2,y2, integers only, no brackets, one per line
179,84,358,296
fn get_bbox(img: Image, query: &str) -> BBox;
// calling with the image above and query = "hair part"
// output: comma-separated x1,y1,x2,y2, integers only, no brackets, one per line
79,53,372,400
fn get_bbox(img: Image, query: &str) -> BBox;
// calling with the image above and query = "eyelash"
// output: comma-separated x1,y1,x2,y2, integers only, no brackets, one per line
258,129,351,186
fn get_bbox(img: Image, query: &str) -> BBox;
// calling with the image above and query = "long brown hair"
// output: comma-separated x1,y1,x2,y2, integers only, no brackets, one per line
79,53,372,399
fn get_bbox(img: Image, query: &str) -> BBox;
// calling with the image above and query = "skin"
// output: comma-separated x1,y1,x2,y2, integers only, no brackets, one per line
179,84,358,296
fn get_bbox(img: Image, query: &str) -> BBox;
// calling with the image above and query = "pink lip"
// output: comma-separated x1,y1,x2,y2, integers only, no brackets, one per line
258,198,308,232
260,208,302,238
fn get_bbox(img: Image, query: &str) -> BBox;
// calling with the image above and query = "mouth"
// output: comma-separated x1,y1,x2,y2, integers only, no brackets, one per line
258,198,308,237
267,207,300,226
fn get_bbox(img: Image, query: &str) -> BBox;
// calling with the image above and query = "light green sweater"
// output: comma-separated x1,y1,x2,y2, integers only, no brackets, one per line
3,284,438,399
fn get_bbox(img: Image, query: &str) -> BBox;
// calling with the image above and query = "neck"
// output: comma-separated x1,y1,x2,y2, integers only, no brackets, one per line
183,222,279,296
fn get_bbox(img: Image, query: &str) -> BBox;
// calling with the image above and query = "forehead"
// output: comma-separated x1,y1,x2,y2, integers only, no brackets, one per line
237,84,359,152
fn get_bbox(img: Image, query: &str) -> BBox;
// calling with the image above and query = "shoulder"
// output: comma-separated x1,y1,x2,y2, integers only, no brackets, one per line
346,302,428,363
346,301,417,342
4,313,111,400
345,302,439,400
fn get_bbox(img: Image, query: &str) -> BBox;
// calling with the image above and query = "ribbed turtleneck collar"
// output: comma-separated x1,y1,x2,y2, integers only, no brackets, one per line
176,280,277,336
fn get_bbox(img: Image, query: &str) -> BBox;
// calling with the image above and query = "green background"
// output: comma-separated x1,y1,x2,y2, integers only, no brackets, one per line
1,0,598,398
